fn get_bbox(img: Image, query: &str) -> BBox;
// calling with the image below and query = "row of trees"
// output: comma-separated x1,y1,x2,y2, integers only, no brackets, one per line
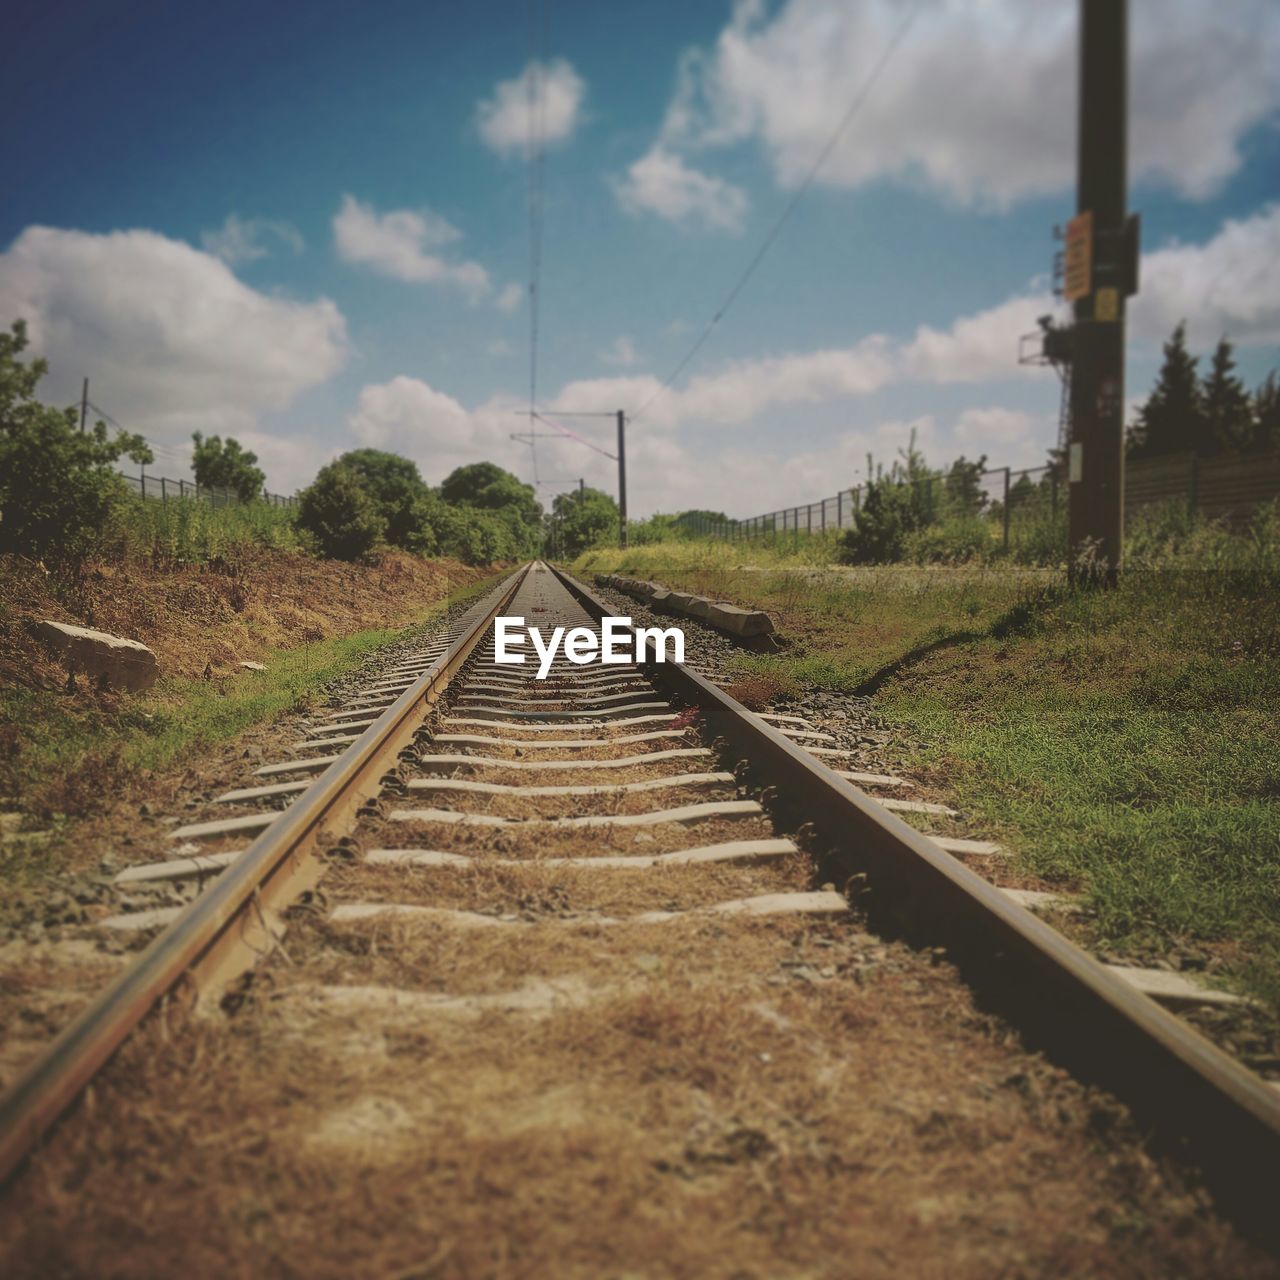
296,454,544,562
0,318,558,566
1129,324,1278,459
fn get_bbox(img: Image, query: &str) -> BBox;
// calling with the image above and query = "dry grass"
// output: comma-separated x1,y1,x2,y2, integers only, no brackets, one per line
1,915,1270,1278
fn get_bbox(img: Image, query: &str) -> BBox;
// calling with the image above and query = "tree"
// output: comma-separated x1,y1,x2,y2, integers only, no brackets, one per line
191,432,265,501
942,455,988,515
552,487,619,556
333,448,435,551
1128,322,1206,458
438,462,542,555
296,463,385,559
0,319,153,561
1201,338,1254,454
838,433,939,564
1253,372,1280,455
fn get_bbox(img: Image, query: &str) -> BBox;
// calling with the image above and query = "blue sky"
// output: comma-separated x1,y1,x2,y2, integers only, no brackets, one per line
2,0,1278,516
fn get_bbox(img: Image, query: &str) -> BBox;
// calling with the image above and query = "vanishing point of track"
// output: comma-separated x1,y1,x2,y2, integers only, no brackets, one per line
1,561,1278,1242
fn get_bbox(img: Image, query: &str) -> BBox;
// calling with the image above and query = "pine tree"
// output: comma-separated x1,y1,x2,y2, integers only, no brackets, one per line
1201,338,1253,453
1129,322,1205,458
1252,371,1279,455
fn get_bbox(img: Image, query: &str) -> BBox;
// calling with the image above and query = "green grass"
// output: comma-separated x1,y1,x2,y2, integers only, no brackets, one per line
112,495,306,563
879,573,1280,1003
575,529,1280,1007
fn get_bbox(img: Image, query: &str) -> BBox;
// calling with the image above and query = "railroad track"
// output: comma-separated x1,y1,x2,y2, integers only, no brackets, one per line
2,560,1279,1260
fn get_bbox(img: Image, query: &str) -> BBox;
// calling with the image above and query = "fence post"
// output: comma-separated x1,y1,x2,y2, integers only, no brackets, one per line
1002,467,1011,552
1188,453,1199,519
161,477,167,504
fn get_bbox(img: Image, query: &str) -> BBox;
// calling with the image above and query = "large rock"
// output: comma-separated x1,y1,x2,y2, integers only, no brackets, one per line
683,597,714,620
664,591,698,614
33,621,159,692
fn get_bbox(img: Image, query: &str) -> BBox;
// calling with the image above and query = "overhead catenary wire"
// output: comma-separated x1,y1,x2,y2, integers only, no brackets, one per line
629,0,923,425
524,0,551,488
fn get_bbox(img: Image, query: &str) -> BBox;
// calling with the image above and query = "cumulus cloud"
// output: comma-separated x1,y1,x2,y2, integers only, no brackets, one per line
347,376,530,484
649,0,1280,208
1130,202,1280,349
599,336,640,367
495,282,524,313
477,59,586,154
201,213,303,264
332,195,490,301
0,224,347,473
902,293,1057,384
613,146,749,232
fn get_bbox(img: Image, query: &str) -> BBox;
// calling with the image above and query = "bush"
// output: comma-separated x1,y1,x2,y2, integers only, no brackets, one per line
191,432,265,501
839,478,931,563
902,515,992,563
0,320,153,562
296,464,386,559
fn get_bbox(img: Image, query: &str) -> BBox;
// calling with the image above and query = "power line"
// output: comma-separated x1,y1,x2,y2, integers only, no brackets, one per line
524,0,551,488
630,0,923,424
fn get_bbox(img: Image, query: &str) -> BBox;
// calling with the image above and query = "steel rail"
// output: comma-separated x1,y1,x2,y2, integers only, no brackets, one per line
0,565,529,1184
551,563,1280,1240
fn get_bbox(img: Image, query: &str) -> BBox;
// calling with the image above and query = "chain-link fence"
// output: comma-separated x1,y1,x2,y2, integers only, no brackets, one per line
118,470,297,509
684,451,1280,551
681,462,1063,553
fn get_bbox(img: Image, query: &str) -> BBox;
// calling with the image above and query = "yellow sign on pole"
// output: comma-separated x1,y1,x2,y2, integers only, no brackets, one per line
1063,211,1093,302
1095,286,1119,322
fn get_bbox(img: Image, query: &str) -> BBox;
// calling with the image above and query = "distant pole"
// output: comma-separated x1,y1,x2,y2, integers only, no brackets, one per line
579,477,585,502
80,378,89,433
616,410,628,548
1068,0,1130,582
1002,467,1012,552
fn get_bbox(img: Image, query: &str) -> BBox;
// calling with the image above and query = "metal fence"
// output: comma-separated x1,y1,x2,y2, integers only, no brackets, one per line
118,470,297,509
685,451,1280,549
684,463,1061,550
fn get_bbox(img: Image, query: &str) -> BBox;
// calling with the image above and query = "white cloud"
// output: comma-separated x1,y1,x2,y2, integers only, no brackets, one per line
1130,202,1280,349
612,146,749,232
651,0,1280,208
201,213,303,264
486,338,513,356
477,59,586,154
902,293,1057,384
0,224,347,481
347,377,528,484
332,195,490,301
495,282,524,313
599,335,640,367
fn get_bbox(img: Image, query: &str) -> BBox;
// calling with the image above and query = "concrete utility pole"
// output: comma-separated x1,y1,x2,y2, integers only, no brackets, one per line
1067,0,1137,582
616,410,628,549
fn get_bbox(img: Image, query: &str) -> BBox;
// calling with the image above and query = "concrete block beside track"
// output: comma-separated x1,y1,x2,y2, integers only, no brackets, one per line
32,620,159,692
705,602,775,638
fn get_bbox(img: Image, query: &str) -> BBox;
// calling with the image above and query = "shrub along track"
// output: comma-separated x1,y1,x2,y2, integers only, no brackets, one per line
0,562,1277,1275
